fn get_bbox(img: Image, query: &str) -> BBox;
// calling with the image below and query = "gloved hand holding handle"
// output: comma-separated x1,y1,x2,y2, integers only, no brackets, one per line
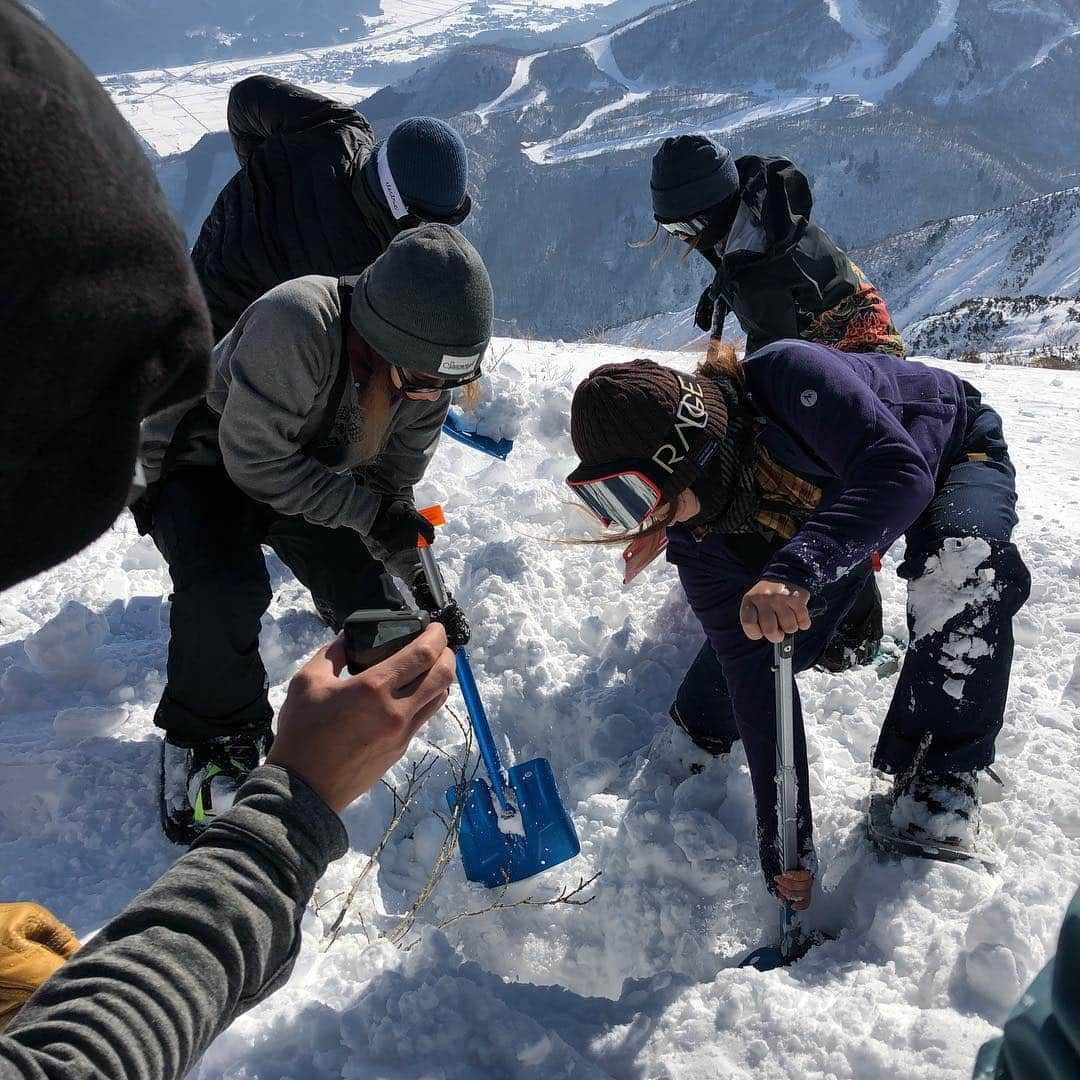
369,496,436,554
411,505,470,651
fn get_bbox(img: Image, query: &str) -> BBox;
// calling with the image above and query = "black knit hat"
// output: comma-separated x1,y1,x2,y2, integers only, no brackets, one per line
350,223,493,378
650,135,739,223
363,116,470,221
570,359,730,504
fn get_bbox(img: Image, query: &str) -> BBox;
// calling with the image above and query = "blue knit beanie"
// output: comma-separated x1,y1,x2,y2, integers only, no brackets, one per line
364,116,469,220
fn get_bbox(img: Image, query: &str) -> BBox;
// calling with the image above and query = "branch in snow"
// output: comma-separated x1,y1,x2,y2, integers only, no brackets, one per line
432,872,602,934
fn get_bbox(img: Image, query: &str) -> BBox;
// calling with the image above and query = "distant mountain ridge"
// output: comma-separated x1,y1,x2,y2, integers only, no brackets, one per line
853,186,1080,328
151,0,1080,338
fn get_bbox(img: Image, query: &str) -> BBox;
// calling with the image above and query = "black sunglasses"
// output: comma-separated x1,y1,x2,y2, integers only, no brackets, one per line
393,364,482,394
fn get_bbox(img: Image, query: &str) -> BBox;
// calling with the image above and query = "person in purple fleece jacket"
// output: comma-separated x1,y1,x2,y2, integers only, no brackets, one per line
566,339,1030,907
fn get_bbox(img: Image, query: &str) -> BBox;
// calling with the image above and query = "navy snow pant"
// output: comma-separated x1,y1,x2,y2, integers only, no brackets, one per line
151,464,401,745
669,387,1030,889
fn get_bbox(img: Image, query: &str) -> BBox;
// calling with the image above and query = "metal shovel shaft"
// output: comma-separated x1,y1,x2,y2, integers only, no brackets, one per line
773,635,803,961
455,650,514,815
417,544,514,816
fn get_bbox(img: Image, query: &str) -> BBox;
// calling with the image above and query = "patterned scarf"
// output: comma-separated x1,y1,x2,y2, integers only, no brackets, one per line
690,374,822,541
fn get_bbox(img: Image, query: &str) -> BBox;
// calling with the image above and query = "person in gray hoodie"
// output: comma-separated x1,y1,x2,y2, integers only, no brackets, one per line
138,222,494,843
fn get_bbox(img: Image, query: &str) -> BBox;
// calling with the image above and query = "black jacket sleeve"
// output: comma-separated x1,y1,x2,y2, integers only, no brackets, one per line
0,767,347,1080
227,75,366,166
755,156,813,254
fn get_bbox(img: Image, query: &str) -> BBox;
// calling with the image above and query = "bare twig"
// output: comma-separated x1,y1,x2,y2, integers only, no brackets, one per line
434,872,602,932
383,707,475,946
322,753,438,950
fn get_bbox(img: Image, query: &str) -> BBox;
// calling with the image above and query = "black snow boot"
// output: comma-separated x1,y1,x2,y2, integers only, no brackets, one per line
670,702,737,758
160,728,273,845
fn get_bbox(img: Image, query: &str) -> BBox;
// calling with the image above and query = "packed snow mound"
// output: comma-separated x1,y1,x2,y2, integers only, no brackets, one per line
2,340,1079,1078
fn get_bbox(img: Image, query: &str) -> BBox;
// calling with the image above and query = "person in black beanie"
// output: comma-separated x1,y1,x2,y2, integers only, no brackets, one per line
192,75,472,341
645,133,907,750
142,223,492,843
0,0,211,591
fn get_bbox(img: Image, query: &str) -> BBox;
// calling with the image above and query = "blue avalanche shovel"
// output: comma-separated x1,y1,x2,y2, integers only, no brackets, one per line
442,409,514,461
416,507,580,888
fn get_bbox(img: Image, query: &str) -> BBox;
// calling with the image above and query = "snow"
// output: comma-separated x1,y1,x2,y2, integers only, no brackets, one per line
2,343,1080,1078
102,1,630,156
816,0,961,98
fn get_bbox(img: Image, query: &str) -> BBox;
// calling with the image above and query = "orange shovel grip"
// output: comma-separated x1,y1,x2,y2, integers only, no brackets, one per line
416,504,445,548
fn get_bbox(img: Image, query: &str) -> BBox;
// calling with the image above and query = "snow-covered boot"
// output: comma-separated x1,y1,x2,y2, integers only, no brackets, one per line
159,729,272,845
891,769,980,847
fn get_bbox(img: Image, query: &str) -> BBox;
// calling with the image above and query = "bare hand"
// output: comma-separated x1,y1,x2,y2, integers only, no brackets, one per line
774,869,813,911
739,579,811,643
267,623,455,814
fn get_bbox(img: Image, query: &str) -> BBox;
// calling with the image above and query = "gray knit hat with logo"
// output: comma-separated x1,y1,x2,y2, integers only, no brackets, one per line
349,223,493,378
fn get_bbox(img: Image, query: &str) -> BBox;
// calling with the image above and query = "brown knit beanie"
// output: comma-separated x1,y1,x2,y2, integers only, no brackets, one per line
570,359,730,503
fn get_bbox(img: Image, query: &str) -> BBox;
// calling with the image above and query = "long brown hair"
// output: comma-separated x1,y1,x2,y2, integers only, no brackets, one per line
566,339,744,546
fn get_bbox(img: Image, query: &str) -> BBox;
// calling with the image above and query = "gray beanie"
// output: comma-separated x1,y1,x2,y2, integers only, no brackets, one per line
651,135,740,222
349,223,493,378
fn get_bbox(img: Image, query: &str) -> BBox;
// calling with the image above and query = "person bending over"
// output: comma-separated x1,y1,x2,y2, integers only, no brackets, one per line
566,341,1029,908
642,133,908,751
138,223,492,842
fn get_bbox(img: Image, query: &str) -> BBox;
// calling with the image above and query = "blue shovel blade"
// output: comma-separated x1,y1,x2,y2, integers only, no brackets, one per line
446,757,580,888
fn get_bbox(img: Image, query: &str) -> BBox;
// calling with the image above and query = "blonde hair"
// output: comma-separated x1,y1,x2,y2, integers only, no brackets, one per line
629,222,703,267
355,363,395,464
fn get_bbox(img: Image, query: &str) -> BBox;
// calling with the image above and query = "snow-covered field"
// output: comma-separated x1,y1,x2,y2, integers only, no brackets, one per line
2,342,1079,1079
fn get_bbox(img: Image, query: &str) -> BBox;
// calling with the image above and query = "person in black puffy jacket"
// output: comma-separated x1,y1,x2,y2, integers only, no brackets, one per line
191,75,472,341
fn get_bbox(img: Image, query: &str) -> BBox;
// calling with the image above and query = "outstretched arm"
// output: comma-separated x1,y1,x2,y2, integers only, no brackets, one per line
0,630,454,1080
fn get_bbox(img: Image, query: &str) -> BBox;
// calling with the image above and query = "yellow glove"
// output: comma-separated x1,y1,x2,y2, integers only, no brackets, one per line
0,902,80,1032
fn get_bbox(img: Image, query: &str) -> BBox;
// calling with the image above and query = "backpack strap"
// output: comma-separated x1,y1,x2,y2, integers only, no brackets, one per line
305,276,356,453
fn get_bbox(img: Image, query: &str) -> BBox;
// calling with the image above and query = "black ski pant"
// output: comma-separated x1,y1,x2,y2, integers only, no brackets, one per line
151,464,401,745
670,385,1030,888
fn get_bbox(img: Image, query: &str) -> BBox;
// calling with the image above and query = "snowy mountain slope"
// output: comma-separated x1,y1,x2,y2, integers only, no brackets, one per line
3,342,1079,1079
854,186,1080,329
905,295,1080,359
610,184,1080,354
107,0,1080,337
99,0,655,157
263,0,1074,337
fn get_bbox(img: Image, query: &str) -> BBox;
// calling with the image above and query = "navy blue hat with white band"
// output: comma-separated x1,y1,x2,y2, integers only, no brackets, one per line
363,116,470,224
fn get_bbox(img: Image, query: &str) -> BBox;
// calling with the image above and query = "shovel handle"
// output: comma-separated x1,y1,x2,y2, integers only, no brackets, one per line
413,505,515,817
455,650,514,816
